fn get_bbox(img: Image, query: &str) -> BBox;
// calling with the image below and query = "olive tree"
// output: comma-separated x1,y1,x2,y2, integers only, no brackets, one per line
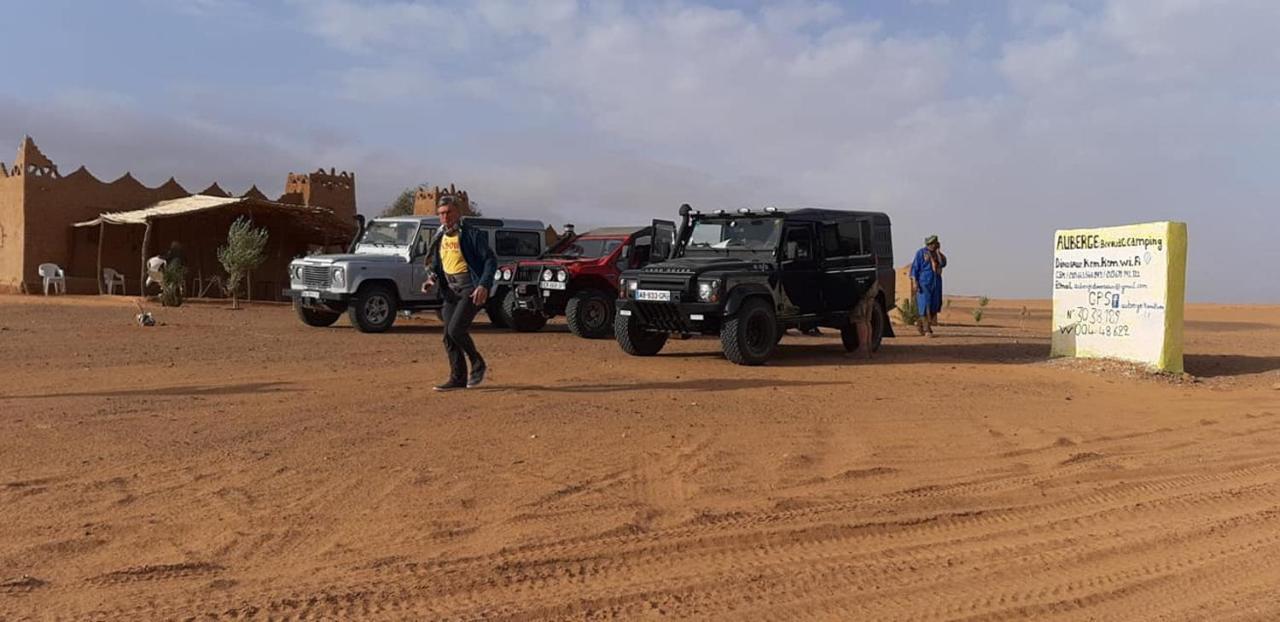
217,217,268,309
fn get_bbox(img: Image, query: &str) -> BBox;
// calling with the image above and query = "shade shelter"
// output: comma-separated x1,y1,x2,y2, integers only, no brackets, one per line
72,194,355,299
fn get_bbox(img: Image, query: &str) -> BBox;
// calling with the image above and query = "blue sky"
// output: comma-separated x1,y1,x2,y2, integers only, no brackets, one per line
2,0,1277,301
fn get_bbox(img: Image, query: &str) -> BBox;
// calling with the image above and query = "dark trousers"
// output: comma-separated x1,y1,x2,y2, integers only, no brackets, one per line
441,283,485,383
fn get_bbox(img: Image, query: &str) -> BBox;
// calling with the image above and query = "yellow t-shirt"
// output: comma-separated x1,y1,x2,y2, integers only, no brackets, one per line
439,232,468,275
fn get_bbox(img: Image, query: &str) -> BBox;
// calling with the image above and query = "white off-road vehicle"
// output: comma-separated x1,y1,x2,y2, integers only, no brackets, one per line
284,215,547,332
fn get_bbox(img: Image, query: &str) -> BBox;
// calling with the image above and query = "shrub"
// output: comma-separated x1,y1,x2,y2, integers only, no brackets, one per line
978,296,991,308
972,308,985,323
897,297,920,325
160,261,186,307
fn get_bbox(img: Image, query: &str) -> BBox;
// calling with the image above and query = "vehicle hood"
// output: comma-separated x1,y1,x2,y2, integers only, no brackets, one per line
517,257,601,268
295,253,406,265
639,256,767,278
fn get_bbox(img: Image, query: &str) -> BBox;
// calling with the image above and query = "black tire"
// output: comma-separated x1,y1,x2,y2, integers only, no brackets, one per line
720,297,777,365
487,287,511,328
841,299,887,353
504,290,547,332
614,311,668,356
566,289,614,339
294,299,342,327
347,284,397,333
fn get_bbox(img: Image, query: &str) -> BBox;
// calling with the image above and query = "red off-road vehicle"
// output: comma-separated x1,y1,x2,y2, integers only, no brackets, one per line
494,225,670,338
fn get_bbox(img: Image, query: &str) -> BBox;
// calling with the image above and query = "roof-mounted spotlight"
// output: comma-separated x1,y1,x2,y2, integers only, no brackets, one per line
763,206,778,214
714,209,728,216
737,207,751,215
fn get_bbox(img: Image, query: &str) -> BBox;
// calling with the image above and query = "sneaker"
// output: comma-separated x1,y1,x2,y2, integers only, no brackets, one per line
467,364,487,388
434,380,466,392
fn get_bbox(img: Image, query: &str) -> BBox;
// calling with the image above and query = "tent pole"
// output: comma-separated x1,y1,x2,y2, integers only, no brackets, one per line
140,219,152,298
96,222,105,295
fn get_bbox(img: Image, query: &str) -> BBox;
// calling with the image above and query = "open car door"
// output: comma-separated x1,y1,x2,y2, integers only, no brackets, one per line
651,219,676,261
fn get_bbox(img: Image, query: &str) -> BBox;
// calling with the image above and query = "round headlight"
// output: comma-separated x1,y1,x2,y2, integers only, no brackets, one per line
542,269,554,281
557,270,568,282
698,279,720,303
290,265,301,279
627,279,639,291
331,267,346,287
502,268,512,281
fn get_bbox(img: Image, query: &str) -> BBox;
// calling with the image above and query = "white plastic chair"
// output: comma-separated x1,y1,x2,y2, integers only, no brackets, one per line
103,268,125,295
38,263,65,295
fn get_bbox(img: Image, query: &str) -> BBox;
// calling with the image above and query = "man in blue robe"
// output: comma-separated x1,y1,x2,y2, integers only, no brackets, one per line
910,235,947,336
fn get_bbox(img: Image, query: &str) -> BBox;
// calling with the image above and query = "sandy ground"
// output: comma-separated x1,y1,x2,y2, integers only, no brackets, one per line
1,295,1278,621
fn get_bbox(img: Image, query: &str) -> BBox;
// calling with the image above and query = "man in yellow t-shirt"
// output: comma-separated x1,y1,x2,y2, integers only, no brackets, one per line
423,196,497,390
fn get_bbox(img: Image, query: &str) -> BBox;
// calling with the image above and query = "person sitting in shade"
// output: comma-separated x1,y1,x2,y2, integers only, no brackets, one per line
910,235,947,337
145,255,167,293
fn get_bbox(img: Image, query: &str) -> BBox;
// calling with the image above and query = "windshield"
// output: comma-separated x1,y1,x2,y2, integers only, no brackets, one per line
686,217,783,252
548,238,623,259
360,221,419,247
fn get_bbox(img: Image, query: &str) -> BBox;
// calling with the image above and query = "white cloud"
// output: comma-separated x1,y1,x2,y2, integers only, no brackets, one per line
13,0,1279,300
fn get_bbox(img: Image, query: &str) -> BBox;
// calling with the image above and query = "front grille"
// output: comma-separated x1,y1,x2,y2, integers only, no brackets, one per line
302,265,331,288
636,302,689,332
638,274,689,289
515,265,544,283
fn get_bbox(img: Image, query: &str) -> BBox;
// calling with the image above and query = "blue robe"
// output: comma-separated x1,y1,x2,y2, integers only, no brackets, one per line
910,247,946,316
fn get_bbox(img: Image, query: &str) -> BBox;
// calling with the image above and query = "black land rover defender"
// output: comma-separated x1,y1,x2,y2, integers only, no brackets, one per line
614,205,895,365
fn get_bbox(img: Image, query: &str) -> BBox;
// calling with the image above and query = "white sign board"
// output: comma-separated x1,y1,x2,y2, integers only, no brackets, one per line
1051,221,1188,373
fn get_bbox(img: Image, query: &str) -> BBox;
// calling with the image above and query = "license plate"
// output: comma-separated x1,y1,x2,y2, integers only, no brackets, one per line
635,289,672,302
301,290,320,299
541,281,567,290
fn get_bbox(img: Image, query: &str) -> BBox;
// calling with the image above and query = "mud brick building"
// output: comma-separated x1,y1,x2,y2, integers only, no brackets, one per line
0,136,356,298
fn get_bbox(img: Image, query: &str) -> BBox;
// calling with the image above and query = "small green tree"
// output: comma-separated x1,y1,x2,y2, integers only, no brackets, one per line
972,308,985,323
379,187,417,217
897,297,920,326
978,296,991,308
160,261,186,307
217,217,268,309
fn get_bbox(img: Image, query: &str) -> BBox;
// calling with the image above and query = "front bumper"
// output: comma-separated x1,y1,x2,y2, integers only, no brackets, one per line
617,299,722,332
508,282,548,314
283,288,349,303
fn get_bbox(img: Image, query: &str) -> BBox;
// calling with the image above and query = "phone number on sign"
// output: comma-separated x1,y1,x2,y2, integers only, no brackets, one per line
1060,322,1131,337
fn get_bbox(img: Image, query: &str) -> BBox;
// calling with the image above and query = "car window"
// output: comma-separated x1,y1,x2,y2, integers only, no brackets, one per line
824,220,871,256
495,230,542,257
784,227,813,261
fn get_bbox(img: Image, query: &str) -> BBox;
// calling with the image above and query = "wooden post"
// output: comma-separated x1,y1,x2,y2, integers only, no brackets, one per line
139,220,152,298
96,222,105,295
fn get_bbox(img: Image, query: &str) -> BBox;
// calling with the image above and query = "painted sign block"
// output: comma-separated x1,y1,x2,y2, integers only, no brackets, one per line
1051,221,1188,373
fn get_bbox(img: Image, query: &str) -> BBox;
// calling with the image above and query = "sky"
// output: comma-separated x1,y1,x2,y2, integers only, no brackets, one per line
1,0,1276,301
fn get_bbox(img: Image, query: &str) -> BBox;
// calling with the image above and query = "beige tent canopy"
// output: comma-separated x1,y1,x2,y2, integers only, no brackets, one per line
74,194,354,295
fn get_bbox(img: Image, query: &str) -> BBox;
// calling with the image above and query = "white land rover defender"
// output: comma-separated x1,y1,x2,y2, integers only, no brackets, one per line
284,215,547,332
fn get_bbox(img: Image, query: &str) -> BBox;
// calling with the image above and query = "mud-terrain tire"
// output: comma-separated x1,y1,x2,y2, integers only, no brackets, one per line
721,297,777,365
566,289,614,339
486,292,511,329
294,299,342,327
348,284,397,333
615,311,668,356
505,289,547,332
841,299,887,353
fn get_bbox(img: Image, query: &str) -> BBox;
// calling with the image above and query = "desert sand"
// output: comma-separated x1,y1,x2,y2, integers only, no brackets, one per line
1,295,1278,620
